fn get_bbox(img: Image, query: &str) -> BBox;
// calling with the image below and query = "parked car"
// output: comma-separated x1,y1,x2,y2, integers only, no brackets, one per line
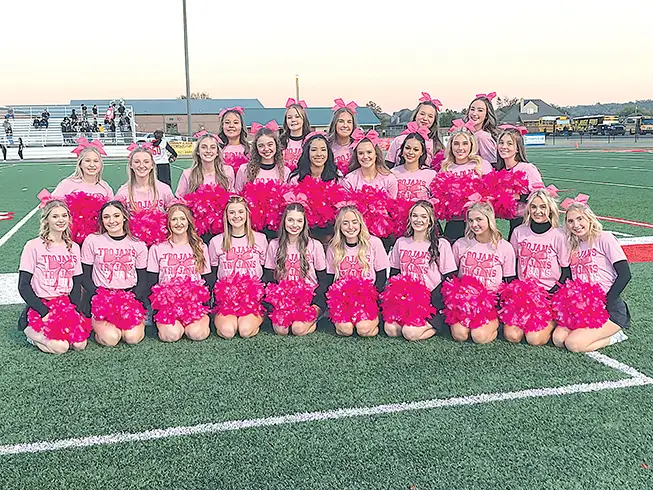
594,124,625,136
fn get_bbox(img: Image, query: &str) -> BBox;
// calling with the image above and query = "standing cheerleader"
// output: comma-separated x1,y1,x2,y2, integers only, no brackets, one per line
391,131,436,201
208,196,268,339
217,107,249,172
288,133,341,185
18,200,86,354
176,132,235,197
326,206,389,337
386,201,457,340
327,98,358,175
81,200,148,346
263,203,328,336
552,197,631,352
465,92,498,165
280,98,311,171
115,146,175,211
52,141,113,198
450,201,516,344
234,122,290,192
151,129,178,187
345,129,398,198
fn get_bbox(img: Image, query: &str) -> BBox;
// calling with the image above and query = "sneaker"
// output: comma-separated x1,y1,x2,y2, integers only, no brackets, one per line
608,330,628,346
25,336,35,346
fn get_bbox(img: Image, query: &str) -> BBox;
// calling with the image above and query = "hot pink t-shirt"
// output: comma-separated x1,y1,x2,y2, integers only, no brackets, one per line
330,141,352,174
326,236,389,282
510,224,570,291
115,181,175,211
175,166,235,197
389,237,457,291
474,130,497,164
570,232,627,294
52,178,114,199
81,233,148,289
234,165,291,193
19,238,82,299
147,241,211,285
386,133,436,165
283,138,304,171
264,238,327,286
444,159,493,177
344,169,399,198
208,232,268,280
392,166,436,201
452,237,516,291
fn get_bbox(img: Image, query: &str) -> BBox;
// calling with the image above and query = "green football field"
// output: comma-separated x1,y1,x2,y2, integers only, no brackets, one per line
0,148,652,489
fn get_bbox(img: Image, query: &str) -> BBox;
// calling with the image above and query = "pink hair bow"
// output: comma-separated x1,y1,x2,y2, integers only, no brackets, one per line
401,121,430,139
126,142,153,152
0,211,14,221
219,106,244,117
561,193,589,210
331,98,358,114
249,120,280,134
531,183,560,197
350,128,380,148
475,92,497,101
303,131,327,144
285,98,307,109
463,192,486,209
71,137,107,156
499,124,528,135
195,130,220,141
418,92,443,110
37,189,54,209
283,191,309,207
449,119,476,133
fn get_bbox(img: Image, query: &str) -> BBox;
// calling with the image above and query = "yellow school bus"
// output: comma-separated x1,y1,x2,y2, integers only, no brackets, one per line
537,116,572,135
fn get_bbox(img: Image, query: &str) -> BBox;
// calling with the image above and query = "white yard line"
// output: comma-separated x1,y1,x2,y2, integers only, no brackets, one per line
0,206,39,248
543,177,653,190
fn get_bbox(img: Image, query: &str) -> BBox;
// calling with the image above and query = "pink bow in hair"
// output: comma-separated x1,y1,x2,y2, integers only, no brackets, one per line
249,120,280,134
126,142,153,152
303,131,327,144
350,128,380,148
401,121,430,139
449,119,476,133
463,192,486,209
0,211,14,221
499,124,528,135
475,92,497,101
331,98,358,113
195,130,220,141
418,92,443,110
283,191,309,207
218,106,244,117
285,98,307,109
71,137,107,156
531,183,560,197
37,189,54,209
561,193,589,210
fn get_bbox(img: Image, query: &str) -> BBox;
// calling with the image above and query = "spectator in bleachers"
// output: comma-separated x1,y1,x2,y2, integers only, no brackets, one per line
81,104,88,120
6,108,14,119
92,104,98,117
70,109,78,123
104,105,114,125
41,109,50,128
3,120,13,144
92,119,99,133
33,117,42,129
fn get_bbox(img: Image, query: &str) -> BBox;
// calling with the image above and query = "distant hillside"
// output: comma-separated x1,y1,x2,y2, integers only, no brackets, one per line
562,100,653,117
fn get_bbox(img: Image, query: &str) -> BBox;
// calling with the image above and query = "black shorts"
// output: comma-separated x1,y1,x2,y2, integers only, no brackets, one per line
608,297,631,329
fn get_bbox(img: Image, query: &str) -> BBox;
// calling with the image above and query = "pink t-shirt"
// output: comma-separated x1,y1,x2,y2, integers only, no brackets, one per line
344,168,399,198
386,133,435,165
52,178,114,199
208,232,268,280
570,232,627,294
223,144,247,164
392,166,436,201
175,166,235,197
234,164,291,193
19,238,82,299
326,236,389,282
510,224,570,291
81,233,148,289
147,241,211,285
330,141,352,174
452,237,516,291
474,130,497,164
507,161,543,216
389,237,457,291
283,138,304,171
115,181,175,211
444,159,493,177
264,238,327,286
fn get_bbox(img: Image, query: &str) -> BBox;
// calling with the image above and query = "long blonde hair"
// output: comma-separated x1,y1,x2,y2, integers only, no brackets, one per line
39,200,74,251
564,202,603,253
166,203,206,273
441,129,483,174
189,134,230,192
329,206,372,279
464,202,501,247
221,196,255,252
524,190,560,228
126,148,159,210
71,147,104,184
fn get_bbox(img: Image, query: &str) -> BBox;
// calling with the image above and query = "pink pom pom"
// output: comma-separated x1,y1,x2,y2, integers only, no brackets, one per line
130,208,167,247
551,280,609,330
63,192,108,244
380,275,436,326
183,184,231,236
241,180,291,231
498,279,552,333
389,199,414,237
294,178,348,228
264,280,317,328
213,274,265,317
27,296,92,343
150,277,211,326
326,276,379,324
429,173,482,220
480,169,529,219
334,153,351,176
91,288,146,330
223,153,249,173
346,185,396,238
441,275,498,329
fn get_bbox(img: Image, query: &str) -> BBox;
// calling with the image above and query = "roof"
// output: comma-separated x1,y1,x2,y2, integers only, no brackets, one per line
499,99,565,123
242,107,381,127
69,98,264,115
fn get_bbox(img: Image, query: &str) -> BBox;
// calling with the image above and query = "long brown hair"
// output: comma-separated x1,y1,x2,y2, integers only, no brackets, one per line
406,200,440,265
326,107,357,146
166,203,206,273
275,203,310,280
98,200,133,237
221,196,255,252
246,128,285,183
465,97,498,139
348,140,391,175
217,109,250,155
411,102,444,152
189,134,230,192
495,129,528,170
280,104,311,147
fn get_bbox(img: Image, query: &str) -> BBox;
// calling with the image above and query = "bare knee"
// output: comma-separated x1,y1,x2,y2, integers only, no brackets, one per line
158,324,184,342
95,326,121,347
49,340,70,355
273,324,290,336
290,322,315,337
383,322,402,337
185,317,210,341
503,325,524,344
450,323,469,342
402,326,431,342
356,319,379,337
525,330,551,346
238,316,261,338
215,316,237,339
335,322,354,337
552,328,569,349
123,325,145,345
70,340,87,351
471,328,497,345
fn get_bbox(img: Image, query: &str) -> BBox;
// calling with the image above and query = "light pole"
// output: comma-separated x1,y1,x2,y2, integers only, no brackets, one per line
183,0,192,136
295,74,299,102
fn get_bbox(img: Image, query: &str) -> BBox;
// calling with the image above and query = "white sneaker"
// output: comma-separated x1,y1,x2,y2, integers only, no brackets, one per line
608,330,628,345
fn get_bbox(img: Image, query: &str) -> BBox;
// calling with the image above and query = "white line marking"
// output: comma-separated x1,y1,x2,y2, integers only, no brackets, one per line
0,273,21,305
609,231,634,237
618,236,653,245
585,351,653,380
546,177,653,190
0,206,39,248
536,162,653,172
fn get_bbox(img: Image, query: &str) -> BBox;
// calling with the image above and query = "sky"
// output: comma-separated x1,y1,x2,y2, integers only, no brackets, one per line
2,0,652,113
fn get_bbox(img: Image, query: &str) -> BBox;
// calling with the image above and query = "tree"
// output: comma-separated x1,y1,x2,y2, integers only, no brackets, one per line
178,92,211,99
439,109,465,128
497,96,519,109
617,104,638,117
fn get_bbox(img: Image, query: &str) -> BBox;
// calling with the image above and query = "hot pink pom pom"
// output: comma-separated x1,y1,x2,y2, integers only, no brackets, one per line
480,169,529,219
294,178,348,228
183,184,231,236
91,288,146,330
241,180,291,231
334,153,351,176
389,199,414,237
429,172,482,220
551,280,609,330
63,192,108,244
264,280,317,328
130,208,167,247
223,153,249,173
441,275,498,329
346,185,396,238
27,296,92,343
431,150,445,172
150,277,211,326
326,276,379,324
380,275,436,326
498,279,552,333
213,274,265,317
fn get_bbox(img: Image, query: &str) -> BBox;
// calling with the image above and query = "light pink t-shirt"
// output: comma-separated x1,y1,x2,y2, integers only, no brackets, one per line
507,161,544,216
510,224,570,291
175,166,235,197
115,181,175,211
389,237,457,291
570,231,627,294
474,130,497,164
223,144,247,164
330,141,352,174
326,236,389,282
344,168,399,199
81,233,148,289
452,237,516,291
52,178,114,199
234,165,291,193
147,241,211,285
208,232,268,280
392,166,436,201
386,133,435,165
283,138,304,171
264,238,327,286
19,238,82,299
444,159,493,177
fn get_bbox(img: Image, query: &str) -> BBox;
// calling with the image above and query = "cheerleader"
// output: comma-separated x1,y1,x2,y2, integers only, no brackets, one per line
325,206,389,337
464,92,498,165
327,98,358,175
115,146,175,211
52,140,113,198
386,201,457,340
151,129,178,187
288,133,341,185
391,131,436,201
280,98,311,171
234,122,290,192
263,202,328,336
345,129,398,198
217,106,250,173
81,200,148,346
176,132,235,197
506,188,570,345
147,203,213,342
552,197,631,352
18,200,86,354
451,201,516,344
208,196,268,339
